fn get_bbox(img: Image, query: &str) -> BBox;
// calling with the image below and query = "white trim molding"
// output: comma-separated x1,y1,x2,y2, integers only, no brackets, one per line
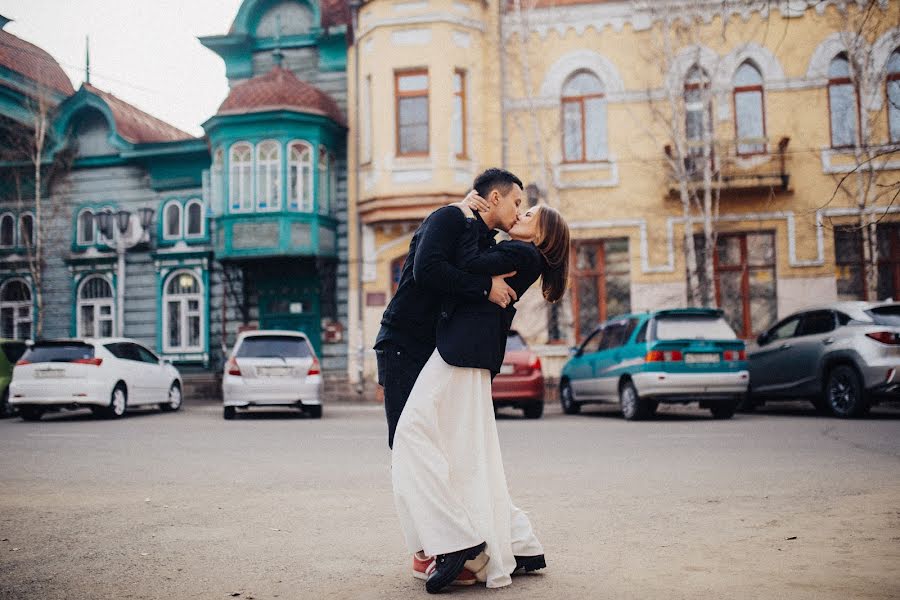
820,144,900,173
539,50,625,97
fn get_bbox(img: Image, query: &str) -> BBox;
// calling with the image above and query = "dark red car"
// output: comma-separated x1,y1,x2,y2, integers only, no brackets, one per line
491,331,545,419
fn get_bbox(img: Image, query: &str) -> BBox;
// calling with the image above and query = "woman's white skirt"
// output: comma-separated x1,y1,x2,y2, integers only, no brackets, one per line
391,350,544,589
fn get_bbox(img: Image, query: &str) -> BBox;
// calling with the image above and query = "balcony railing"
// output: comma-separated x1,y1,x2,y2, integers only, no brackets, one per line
665,136,791,195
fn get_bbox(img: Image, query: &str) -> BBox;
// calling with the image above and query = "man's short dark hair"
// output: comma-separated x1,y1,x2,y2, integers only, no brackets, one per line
473,168,523,199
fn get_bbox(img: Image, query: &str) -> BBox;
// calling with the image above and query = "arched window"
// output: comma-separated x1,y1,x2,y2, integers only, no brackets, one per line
77,209,95,245
288,141,313,212
163,271,203,352
163,201,182,239
19,213,34,248
562,71,607,162
733,62,766,155
684,65,712,171
318,147,330,216
211,147,224,211
0,279,32,339
256,140,281,211
77,275,114,338
888,48,900,143
185,200,204,237
229,142,253,212
0,214,14,248
828,53,858,148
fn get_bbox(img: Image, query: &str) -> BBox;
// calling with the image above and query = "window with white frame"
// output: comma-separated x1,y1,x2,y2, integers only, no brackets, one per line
0,279,32,339
452,70,467,158
163,201,182,240
186,200,204,237
361,75,372,164
229,142,253,212
77,209,95,245
318,148,330,215
562,71,607,162
684,65,713,171
256,140,281,210
289,141,313,212
77,275,114,338
0,214,14,248
887,48,900,144
828,53,858,148
163,271,203,352
19,213,33,248
733,61,766,155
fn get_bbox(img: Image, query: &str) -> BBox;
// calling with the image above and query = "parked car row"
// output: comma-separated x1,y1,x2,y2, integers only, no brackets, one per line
557,301,900,420
1,330,323,422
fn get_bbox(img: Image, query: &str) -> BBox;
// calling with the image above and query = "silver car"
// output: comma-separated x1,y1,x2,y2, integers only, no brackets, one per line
222,330,322,419
747,302,900,417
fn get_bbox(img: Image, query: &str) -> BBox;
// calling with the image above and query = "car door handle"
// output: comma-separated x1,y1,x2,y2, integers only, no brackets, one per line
823,337,835,345
779,343,792,350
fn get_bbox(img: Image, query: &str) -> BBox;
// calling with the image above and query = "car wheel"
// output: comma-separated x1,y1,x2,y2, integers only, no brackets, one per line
0,388,13,418
710,401,737,419
560,381,580,415
825,365,869,418
523,403,543,419
306,405,322,419
619,380,647,421
223,406,236,420
160,383,182,412
104,384,127,419
19,406,43,422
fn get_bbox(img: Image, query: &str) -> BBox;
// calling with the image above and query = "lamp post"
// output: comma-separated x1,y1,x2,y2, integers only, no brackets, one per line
97,207,154,337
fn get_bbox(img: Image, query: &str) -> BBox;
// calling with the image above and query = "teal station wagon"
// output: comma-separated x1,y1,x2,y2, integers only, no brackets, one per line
559,309,749,420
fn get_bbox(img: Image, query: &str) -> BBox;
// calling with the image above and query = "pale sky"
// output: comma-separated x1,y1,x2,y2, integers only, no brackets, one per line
4,0,248,137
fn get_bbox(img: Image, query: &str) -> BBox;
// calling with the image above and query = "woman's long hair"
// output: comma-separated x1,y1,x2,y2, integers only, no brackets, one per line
534,205,570,303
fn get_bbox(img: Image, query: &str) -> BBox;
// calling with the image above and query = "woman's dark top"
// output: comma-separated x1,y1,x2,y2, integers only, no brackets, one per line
436,237,545,376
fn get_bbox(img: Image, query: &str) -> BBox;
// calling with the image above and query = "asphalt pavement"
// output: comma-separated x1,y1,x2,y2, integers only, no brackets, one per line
0,399,898,600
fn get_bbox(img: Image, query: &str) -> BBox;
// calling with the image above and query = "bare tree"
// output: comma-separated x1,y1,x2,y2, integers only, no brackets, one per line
825,0,900,300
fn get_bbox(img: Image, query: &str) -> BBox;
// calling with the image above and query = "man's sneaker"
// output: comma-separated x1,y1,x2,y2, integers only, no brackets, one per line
512,554,546,574
412,551,478,586
425,542,487,594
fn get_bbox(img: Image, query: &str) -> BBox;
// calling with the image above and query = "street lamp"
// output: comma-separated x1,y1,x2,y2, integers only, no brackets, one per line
99,207,155,337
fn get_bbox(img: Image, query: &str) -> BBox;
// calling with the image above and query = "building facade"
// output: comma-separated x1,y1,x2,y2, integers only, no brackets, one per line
347,0,900,383
0,0,351,394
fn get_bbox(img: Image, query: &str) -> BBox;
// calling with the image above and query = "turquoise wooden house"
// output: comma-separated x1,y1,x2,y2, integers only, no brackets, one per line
0,1,350,395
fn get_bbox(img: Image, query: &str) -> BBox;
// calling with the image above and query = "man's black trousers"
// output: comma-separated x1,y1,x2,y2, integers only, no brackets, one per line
375,341,430,449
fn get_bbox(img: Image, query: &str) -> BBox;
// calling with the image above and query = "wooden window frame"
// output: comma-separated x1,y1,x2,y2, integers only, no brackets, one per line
887,53,900,144
571,239,629,342
454,69,468,159
395,69,430,158
711,231,776,339
561,91,606,164
827,56,861,150
732,80,767,157
684,76,716,173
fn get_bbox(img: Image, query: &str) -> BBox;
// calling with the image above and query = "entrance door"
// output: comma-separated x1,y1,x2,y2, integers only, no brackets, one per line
711,232,777,339
257,276,322,353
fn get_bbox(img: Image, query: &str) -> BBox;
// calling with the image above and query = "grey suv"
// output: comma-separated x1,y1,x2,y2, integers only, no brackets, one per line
746,302,900,417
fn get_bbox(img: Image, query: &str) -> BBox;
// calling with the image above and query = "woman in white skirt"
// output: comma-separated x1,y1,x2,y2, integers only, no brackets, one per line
392,203,570,593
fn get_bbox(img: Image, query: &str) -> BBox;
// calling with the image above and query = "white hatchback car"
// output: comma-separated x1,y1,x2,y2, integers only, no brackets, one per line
222,330,323,419
9,338,183,421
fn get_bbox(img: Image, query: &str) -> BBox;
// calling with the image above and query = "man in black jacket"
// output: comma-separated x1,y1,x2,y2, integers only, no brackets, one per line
375,169,524,449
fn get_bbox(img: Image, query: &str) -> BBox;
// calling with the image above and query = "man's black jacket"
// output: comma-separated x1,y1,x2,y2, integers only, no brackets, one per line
375,206,495,358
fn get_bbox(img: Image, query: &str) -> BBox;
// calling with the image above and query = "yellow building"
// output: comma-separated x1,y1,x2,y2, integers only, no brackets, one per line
346,0,900,387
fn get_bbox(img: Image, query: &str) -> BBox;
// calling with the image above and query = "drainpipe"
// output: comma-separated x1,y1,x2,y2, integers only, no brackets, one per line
350,0,365,396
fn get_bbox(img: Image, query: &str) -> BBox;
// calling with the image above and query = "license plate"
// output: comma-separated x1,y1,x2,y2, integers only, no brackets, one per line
499,364,515,375
685,353,720,364
35,369,65,378
258,367,292,377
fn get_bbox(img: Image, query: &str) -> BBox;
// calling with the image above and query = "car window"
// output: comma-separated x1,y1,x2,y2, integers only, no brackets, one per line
768,316,801,343
654,315,738,340
22,342,94,363
634,321,649,344
505,332,527,352
1,342,27,364
836,311,852,326
135,345,160,364
106,343,142,362
236,336,312,358
579,329,603,354
599,323,628,350
866,305,900,326
798,311,836,336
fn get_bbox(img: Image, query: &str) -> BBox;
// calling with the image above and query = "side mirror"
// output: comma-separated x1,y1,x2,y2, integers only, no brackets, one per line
569,346,581,357
161,358,171,366
756,333,768,346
